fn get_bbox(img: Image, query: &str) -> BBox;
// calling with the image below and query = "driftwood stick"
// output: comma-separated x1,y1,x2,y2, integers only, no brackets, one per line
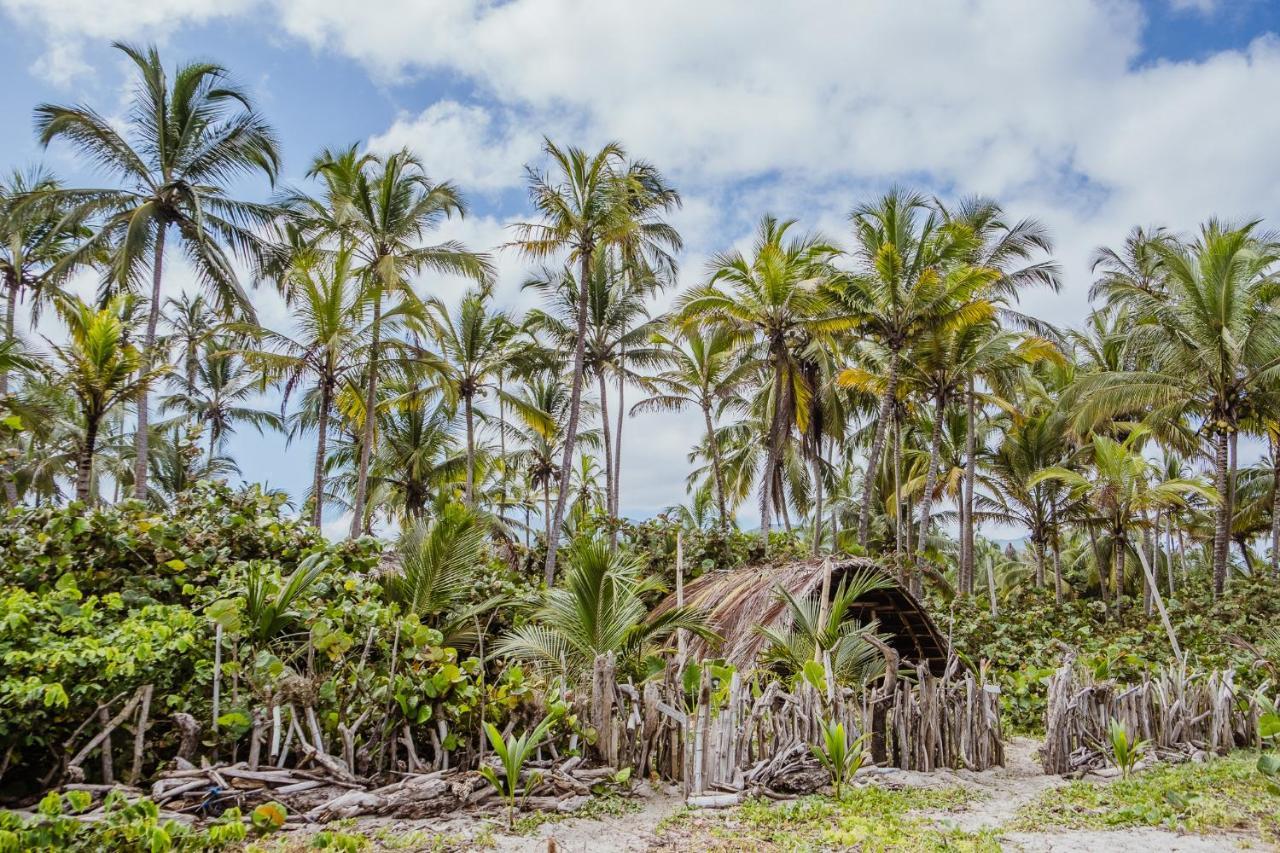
128,685,153,785
69,689,144,773
98,707,114,785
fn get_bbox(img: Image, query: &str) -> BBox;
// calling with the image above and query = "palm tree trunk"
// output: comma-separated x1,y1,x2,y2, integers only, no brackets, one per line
985,550,998,619
597,371,614,529
915,391,945,566
703,401,729,529
464,392,476,508
858,350,899,545
1051,506,1063,604
759,362,788,553
350,293,382,539
1089,525,1109,615
1228,430,1239,590
76,415,100,504
2,277,18,505
1271,433,1280,575
542,478,552,549
962,378,977,595
1211,429,1230,595
134,225,167,500
1114,528,1126,607
1032,539,1046,590
544,252,592,584
613,349,625,521
892,412,903,571
311,380,331,528
811,448,823,556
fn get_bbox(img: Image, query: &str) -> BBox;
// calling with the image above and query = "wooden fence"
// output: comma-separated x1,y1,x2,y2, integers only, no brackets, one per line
1042,651,1274,774
586,652,1003,796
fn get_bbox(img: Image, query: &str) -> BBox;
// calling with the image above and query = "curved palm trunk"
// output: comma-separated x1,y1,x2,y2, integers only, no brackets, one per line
915,391,945,567
961,379,977,595
1211,430,1230,595
311,379,331,528
76,414,100,504
350,293,382,539
858,350,899,546
544,252,592,584
134,226,166,500
464,392,476,508
703,401,729,529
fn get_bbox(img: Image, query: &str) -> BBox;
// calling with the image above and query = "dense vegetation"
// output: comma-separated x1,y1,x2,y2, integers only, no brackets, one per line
1,42,1279,840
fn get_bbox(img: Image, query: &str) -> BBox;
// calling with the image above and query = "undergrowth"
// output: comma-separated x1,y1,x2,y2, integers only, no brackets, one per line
1010,753,1280,841
657,785,999,852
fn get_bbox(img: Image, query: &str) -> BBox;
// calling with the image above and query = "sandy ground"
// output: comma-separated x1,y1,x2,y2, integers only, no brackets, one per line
276,739,1265,851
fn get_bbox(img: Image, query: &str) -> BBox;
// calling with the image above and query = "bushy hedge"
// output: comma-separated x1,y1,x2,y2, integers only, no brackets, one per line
946,575,1280,731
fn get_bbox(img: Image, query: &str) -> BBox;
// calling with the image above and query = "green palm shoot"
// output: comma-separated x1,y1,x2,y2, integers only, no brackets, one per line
479,716,557,828
1107,717,1148,779
811,719,868,799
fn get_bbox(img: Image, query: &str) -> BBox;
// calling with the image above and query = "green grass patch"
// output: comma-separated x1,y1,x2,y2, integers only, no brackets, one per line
1011,752,1280,841
659,785,1000,852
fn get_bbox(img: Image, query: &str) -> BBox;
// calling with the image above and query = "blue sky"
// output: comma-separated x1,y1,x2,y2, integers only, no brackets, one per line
2,0,1279,533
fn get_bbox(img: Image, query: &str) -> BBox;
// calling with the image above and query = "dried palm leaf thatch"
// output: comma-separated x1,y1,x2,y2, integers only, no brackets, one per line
651,557,948,673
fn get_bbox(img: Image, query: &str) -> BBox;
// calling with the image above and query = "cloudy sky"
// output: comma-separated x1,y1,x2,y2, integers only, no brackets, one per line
2,0,1278,532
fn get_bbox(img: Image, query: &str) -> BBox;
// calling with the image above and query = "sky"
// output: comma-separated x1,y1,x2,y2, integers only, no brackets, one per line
2,0,1279,536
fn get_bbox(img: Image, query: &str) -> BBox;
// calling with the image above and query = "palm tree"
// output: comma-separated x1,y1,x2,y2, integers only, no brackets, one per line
525,258,667,531
1032,428,1218,636
242,248,370,526
679,216,850,547
425,286,533,508
835,189,990,548
289,146,492,538
1073,221,1280,594
493,536,711,683
509,139,681,583
43,296,168,502
36,42,282,499
633,326,753,528
159,341,281,465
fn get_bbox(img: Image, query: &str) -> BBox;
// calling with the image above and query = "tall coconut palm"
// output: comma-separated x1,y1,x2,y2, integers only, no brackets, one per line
836,189,992,548
509,139,681,582
425,286,538,508
679,216,849,547
525,258,667,531
159,341,281,465
934,197,1062,588
632,326,753,528
290,146,492,537
242,248,370,526
43,296,168,502
1073,221,1280,594
36,42,282,499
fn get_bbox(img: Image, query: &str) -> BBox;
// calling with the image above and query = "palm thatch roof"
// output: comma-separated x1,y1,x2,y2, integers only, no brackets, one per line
653,557,948,673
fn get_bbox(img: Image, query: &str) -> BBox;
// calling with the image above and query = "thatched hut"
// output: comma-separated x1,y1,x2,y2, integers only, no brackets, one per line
654,556,948,674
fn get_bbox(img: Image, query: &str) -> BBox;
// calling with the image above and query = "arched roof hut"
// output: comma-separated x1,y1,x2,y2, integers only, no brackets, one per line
653,556,948,674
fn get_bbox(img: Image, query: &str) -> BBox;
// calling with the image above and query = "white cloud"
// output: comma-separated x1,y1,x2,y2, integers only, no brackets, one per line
1,0,258,84
367,101,544,193
1168,0,1218,13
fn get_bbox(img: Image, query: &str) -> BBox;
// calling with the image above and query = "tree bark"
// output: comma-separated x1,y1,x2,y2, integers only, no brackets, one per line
463,392,476,508
349,293,382,539
76,415,99,504
134,226,167,500
962,378,977,595
544,250,593,585
1114,528,1126,607
858,350,899,545
311,379,331,528
915,391,945,567
1051,505,1063,604
1211,429,1230,596
613,348,625,522
2,275,17,504
758,358,788,554
811,447,823,556
597,370,614,528
1271,433,1280,575
703,401,729,529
